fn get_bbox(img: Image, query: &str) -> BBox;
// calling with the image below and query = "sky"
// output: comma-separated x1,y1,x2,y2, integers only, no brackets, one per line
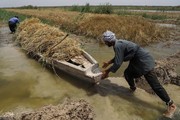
0,0,180,8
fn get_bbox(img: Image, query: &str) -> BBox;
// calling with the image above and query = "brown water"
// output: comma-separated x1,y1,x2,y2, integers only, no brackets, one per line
0,26,180,120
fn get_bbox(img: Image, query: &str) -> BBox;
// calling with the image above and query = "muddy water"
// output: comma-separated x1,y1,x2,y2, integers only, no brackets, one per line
0,26,180,120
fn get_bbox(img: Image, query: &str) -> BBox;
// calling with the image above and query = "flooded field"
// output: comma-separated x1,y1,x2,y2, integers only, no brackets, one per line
0,25,180,120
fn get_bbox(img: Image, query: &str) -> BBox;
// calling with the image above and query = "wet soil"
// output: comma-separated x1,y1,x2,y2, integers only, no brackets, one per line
0,98,94,120
0,26,14,47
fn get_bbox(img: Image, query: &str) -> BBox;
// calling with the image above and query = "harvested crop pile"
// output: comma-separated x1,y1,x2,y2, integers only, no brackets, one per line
16,18,82,61
135,52,180,94
0,98,95,120
77,14,169,45
7,9,170,46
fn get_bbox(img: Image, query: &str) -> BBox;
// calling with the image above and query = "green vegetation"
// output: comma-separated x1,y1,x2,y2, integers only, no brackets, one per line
80,3,91,13
117,10,133,16
69,3,113,14
67,4,180,13
112,5,180,11
18,5,38,9
142,13,167,20
0,9,27,23
0,9,54,25
93,3,113,14
116,11,168,20
70,3,91,13
65,4,179,20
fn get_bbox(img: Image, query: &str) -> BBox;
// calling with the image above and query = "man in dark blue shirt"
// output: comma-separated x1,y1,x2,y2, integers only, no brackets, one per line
8,16,20,33
101,30,176,117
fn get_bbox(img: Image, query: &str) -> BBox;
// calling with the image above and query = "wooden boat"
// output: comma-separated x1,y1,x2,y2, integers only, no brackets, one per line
33,50,102,84
17,18,102,84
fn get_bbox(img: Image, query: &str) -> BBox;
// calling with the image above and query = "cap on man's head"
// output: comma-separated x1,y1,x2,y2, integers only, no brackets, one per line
102,30,116,42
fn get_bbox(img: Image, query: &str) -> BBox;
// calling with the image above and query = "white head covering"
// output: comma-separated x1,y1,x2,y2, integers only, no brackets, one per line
102,30,116,42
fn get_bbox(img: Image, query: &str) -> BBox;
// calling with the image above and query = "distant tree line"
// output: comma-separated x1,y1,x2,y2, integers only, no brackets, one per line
67,4,179,20
11,4,180,13
68,4,180,14
19,5,38,9
69,3,113,14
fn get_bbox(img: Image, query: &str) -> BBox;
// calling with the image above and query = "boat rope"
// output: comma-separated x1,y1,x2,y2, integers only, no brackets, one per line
51,60,62,80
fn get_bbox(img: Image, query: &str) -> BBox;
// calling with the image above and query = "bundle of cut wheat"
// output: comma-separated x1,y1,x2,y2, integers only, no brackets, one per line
16,18,82,61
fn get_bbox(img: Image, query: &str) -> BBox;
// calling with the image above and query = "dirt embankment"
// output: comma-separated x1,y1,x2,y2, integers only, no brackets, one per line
0,98,95,120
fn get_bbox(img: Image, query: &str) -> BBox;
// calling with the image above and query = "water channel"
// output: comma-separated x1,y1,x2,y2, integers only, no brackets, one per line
0,25,179,120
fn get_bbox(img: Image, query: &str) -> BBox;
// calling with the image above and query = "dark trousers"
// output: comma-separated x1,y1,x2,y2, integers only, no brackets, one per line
8,22,17,33
124,66,170,104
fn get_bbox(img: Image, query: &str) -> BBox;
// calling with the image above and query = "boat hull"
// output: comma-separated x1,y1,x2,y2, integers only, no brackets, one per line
29,50,102,84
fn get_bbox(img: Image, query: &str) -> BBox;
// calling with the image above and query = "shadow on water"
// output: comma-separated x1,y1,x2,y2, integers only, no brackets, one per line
43,63,165,111
45,65,94,89
86,79,180,120
87,79,163,111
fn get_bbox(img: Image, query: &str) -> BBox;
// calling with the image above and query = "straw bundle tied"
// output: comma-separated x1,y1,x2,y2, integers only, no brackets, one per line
16,18,82,61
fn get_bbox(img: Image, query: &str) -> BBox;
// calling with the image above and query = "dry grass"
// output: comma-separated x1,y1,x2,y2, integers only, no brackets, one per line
16,18,82,61
7,9,79,28
77,14,169,45
8,8,170,45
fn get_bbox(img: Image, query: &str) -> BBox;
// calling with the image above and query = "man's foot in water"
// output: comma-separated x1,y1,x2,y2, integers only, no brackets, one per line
163,103,177,118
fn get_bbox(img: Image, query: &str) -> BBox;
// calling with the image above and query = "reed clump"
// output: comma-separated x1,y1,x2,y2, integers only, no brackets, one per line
16,18,82,61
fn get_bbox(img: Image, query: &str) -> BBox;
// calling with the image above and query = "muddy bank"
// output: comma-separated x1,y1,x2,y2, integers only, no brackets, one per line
0,98,94,120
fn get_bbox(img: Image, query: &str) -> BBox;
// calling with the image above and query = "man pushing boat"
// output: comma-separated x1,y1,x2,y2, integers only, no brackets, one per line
101,30,177,118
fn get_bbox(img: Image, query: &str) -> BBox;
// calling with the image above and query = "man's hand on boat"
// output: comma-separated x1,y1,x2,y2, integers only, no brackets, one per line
101,70,109,79
102,62,109,68
101,61,111,79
